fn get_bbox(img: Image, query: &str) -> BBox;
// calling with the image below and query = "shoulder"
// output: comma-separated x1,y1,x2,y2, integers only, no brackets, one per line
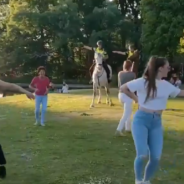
32,76,38,81
118,71,124,76
45,77,50,81
160,79,172,86
135,77,146,83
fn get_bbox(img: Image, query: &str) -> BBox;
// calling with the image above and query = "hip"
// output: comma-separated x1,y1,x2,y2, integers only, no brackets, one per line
118,92,133,103
133,110,162,128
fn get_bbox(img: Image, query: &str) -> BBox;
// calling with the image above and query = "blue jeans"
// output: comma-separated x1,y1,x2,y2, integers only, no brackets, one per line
35,95,48,125
132,110,163,181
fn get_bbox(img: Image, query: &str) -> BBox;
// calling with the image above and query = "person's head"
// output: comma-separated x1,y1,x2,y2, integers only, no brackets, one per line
37,66,46,77
143,56,170,102
123,60,132,71
97,40,103,49
129,45,135,52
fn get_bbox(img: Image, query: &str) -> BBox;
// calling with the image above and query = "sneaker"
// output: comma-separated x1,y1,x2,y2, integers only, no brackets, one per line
34,121,39,125
135,181,143,184
41,123,45,127
142,181,151,184
115,130,125,136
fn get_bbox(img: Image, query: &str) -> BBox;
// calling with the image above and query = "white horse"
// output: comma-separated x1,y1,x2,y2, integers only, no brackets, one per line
90,52,113,108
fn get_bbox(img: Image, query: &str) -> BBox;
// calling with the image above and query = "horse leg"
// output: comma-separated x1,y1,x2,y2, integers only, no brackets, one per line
90,85,97,108
97,87,101,104
105,86,112,106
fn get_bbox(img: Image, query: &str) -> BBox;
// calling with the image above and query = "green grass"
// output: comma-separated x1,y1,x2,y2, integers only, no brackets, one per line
0,89,184,184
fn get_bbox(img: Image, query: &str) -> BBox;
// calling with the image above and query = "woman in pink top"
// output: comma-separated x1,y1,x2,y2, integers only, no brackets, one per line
29,66,50,126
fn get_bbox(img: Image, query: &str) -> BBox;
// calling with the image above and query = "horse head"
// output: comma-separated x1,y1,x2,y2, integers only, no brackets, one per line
94,52,103,70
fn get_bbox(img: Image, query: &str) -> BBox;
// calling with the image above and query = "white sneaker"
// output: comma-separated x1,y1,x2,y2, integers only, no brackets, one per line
135,181,143,184
142,181,151,184
115,130,124,136
34,121,39,125
41,123,45,127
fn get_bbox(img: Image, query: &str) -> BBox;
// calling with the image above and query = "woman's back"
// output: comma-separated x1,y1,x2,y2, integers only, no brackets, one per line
118,71,135,88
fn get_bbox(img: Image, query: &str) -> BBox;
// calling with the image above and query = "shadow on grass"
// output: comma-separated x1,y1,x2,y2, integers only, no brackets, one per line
0,96,184,184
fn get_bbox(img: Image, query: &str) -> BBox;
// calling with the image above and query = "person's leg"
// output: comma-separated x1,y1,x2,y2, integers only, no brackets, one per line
103,61,110,82
35,95,42,124
40,95,48,126
116,101,132,132
125,115,132,132
0,144,6,179
125,102,133,131
143,116,163,182
132,111,149,183
89,62,95,83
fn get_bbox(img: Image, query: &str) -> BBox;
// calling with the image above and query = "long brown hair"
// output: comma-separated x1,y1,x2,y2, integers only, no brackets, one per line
143,56,168,103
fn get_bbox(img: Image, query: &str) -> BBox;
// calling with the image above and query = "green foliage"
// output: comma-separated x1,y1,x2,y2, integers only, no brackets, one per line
141,0,184,60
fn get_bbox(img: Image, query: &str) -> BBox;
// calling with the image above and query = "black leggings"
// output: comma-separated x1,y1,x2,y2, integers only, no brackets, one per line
103,62,110,79
0,144,6,179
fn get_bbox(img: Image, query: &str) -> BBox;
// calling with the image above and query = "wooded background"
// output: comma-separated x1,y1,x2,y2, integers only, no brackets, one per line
0,0,184,83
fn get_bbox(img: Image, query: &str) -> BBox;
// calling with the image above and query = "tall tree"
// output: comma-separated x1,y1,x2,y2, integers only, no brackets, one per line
141,0,184,61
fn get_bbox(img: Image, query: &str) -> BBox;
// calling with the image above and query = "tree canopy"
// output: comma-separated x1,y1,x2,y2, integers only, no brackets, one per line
0,0,184,82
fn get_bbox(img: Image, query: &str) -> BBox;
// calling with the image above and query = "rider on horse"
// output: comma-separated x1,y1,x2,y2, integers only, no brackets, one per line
83,40,111,84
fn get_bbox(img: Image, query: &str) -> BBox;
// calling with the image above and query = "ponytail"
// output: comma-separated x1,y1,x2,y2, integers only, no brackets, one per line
143,56,158,103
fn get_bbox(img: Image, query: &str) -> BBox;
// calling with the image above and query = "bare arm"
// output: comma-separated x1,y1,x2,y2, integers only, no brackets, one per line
83,45,93,51
120,84,138,102
112,51,126,55
29,84,36,91
0,80,34,98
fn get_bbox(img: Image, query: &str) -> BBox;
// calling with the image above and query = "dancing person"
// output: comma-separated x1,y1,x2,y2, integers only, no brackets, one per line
83,40,110,83
120,56,184,184
0,79,35,179
29,66,51,126
113,45,140,77
116,60,136,136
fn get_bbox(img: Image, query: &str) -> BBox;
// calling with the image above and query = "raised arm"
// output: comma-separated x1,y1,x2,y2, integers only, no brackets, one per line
83,45,93,51
113,51,126,55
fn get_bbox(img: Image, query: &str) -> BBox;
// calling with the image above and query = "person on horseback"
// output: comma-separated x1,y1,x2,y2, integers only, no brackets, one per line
83,40,110,84
113,45,140,77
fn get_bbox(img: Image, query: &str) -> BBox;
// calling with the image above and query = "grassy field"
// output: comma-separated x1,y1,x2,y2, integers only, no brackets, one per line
0,89,184,184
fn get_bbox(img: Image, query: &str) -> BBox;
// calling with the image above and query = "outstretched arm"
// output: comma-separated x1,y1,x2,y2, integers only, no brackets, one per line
112,51,126,55
0,80,34,99
83,45,93,51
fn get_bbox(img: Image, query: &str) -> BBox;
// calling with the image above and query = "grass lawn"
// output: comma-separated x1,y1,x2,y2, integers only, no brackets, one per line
0,89,184,184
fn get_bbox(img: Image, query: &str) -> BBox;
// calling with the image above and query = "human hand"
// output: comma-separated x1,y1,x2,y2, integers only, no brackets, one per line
26,91,35,100
44,88,49,95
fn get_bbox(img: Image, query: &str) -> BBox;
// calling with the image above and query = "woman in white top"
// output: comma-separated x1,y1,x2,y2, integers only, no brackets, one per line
120,56,184,184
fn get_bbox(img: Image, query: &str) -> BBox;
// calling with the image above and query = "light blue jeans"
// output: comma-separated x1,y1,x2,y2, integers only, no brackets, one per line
132,110,163,181
35,95,48,125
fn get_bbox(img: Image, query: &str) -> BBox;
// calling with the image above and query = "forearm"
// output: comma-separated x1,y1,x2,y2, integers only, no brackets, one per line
29,85,36,91
120,85,138,101
113,51,125,55
4,83,29,94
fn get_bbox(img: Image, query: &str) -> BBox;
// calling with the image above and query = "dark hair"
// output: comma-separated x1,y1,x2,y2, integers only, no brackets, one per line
37,66,46,73
143,56,168,103
123,60,132,70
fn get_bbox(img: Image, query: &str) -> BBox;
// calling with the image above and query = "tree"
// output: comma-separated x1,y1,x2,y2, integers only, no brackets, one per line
141,0,184,61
